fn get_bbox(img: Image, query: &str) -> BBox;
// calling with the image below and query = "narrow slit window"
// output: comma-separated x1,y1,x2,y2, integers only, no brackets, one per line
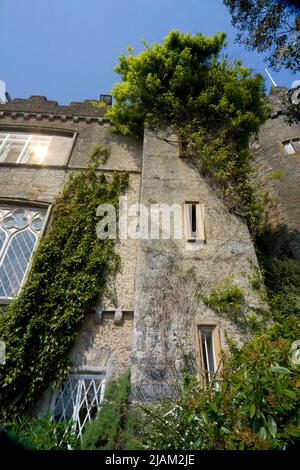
184,202,205,242
191,204,197,234
199,326,216,383
197,324,222,385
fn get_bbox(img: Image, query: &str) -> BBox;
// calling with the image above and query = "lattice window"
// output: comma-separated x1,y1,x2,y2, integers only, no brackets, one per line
0,206,46,299
52,374,106,440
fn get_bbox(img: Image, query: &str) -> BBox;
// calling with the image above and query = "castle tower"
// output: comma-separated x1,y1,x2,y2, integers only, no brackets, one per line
130,128,263,399
252,86,300,261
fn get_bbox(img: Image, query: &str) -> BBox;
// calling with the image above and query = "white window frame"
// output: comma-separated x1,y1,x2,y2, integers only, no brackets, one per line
0,132,52,163
0,130,76,166
50,372,106,440
283,138,300,155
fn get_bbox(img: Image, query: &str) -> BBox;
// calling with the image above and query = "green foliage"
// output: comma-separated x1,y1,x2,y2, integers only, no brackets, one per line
81,371,140,450
139,253,300,450
201,278,245,316
141,335,300,450
259,254,300,340
224,0,300,72
202,277,268,332
89,144,110,165
1,414,78,450
90,99,110,113
200,278,264,330
0,150,129,420
250,263,265,294
109,30,269,232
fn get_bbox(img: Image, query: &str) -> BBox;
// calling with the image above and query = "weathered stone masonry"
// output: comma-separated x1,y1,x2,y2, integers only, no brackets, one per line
0,96,142,396
131,129,263,399
252,87,300,261
1,87,298,409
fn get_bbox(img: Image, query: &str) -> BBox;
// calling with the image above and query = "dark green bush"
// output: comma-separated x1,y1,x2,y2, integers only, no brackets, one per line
1,415,78,450
141,335,300,450
81,371,140,450
259,254,300,340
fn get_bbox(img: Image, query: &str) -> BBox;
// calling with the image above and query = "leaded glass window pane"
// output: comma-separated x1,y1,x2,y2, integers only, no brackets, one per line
0,227,6,254
0,206,46,299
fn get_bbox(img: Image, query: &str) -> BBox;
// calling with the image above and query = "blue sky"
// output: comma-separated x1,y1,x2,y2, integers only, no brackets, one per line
0,0,297,104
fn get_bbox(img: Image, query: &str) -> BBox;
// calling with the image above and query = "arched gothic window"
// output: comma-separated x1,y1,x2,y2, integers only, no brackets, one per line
0,206,46,299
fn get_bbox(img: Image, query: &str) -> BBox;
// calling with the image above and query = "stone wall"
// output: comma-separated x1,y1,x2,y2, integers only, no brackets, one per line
252,86,300,260
131,129,264,399
1,93,284,407
70,312,134,378
0,96,142,387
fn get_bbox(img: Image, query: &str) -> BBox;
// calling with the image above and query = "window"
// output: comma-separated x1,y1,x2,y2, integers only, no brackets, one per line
52,373,105,439
0,131,73,165
184,202,205,242
0,206,46,299
283,138,300,155
197,323,222,384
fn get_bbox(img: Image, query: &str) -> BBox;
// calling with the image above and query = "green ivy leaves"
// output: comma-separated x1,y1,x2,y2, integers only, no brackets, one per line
0,151,128,420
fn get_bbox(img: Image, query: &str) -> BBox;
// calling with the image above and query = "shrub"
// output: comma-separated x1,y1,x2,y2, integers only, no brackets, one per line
141,335,300,450
1,415,78,450
81,371,140,450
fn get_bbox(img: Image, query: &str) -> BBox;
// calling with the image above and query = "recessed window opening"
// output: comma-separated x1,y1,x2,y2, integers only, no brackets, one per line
200,326,216,383
197,323,222,385
191,203,197,235
184,202,205,243
0,131,73,166
52,373,106,440
0,205,46,299
283,138,300,155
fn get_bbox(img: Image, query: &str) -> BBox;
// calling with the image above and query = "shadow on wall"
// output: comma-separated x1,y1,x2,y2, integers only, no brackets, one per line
102,132,143,170
257,224,300,262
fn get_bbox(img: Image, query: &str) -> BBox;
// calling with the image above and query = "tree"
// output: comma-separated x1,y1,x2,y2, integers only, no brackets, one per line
224,0,300,72
109,30,269,231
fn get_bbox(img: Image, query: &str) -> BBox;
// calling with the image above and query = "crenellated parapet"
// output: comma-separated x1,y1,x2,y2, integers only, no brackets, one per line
0,95,109,124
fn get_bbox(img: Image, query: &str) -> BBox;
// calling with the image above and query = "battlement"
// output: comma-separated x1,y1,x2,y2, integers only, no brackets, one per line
0,95,108,123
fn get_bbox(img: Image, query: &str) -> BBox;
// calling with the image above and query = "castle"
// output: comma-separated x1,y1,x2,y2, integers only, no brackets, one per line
0,87,299,437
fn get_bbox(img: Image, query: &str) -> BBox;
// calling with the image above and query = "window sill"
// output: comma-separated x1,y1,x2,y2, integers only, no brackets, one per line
0,161,68,170
0,298,12,305
185,239,205,251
